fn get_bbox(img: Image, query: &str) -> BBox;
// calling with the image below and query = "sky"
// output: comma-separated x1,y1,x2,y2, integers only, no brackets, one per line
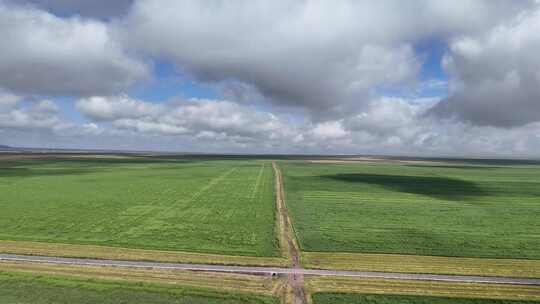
1,0,540,156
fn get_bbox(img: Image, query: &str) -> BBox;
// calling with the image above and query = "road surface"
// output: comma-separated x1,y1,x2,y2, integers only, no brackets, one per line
1,253,539,286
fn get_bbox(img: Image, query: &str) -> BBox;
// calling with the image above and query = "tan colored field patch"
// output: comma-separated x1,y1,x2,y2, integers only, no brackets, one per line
307,157,437,165
302,252,540,278
0,260,284,297
0,240,288,267
306,276,540,301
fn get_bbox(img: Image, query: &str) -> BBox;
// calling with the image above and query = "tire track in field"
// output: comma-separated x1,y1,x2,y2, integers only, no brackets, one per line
250,163,266,200
164,166,238,212
272,162,307,304
115,167,238,235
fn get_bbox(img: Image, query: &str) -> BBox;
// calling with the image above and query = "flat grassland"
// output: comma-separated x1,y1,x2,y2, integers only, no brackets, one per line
312,293,540,304
306,276,540,301
0,270,277,304
0,157,277,257
302,251,540,278
0,260,282,297
282,160,540,259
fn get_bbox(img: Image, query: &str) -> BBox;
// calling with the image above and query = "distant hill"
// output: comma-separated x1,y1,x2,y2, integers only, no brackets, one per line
0,145,17,150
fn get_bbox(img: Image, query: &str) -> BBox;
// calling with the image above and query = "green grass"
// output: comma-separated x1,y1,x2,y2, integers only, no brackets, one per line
0,157,277,256
0,271,276,304
312,293,540,304
282,161,540,258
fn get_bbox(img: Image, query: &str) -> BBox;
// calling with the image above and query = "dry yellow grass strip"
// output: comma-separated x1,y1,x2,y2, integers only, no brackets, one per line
0,260,282,297
303,252,540,278
306,276,540,301
0,240,288,267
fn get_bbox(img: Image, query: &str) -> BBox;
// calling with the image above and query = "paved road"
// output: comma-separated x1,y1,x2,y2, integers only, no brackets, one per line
1,253,539,286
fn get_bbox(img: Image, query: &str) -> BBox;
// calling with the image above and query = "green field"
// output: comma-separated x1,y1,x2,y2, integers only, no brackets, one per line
312,293,540,304
282,161,540,258
0,157,277,256
0,271,276,304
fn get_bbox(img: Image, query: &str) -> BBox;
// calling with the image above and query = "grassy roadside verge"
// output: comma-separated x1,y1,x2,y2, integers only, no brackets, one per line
305,276,540,301
302,252,540,278
0,240,288,267
312,293,540,304
0,260,283,297
0,269,278,304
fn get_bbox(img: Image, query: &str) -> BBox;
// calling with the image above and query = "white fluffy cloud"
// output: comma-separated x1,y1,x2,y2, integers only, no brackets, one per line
345,97,437,136
76,96,297,144
0,91,102,139
0,97,61,131
75,95,161,120
0,2,147,96
71,94,540,156
123,0,533,118
431,5,540,127
310,121,349,141
2,1,540,156
333,97,540,156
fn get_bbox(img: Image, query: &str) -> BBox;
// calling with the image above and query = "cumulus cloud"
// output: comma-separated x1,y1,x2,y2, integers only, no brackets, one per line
0,98,62,131
0,90,102,138
2,0,540,156
431,5,540,127
72,94,540,156
310,121,349,141
122,0,533,118
0,2,147,96
75,95,161,120
76,96,297,143
345,97,437,136
336,97,540,156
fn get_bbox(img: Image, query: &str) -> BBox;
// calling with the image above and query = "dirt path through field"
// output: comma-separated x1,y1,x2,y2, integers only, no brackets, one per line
272,162,307,304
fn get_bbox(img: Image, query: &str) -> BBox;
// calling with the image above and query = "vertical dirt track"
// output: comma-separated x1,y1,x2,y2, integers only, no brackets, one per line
272,162,307,304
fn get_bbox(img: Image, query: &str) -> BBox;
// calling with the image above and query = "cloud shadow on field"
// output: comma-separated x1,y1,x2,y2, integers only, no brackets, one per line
320,173,487,201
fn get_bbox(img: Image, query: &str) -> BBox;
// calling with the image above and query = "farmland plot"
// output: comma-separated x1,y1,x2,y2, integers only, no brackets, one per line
0,271,277,304
313,293,540,304
0,158,277,256
281,161,540,259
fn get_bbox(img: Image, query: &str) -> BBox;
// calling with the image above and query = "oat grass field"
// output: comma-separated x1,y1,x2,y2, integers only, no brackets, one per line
0,157,277,257
306,276,540,302
0,260,282,297
0,240,288,266
312,293,540,304
281,161,540,259
1,155,540,303
0,269,278,304
301,251,540,278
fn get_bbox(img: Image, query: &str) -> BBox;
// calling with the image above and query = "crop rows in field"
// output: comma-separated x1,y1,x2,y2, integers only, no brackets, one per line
306,276,540,302
312,293,540,304
0,159,277,256
282,161,540,259
0,271,277,304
